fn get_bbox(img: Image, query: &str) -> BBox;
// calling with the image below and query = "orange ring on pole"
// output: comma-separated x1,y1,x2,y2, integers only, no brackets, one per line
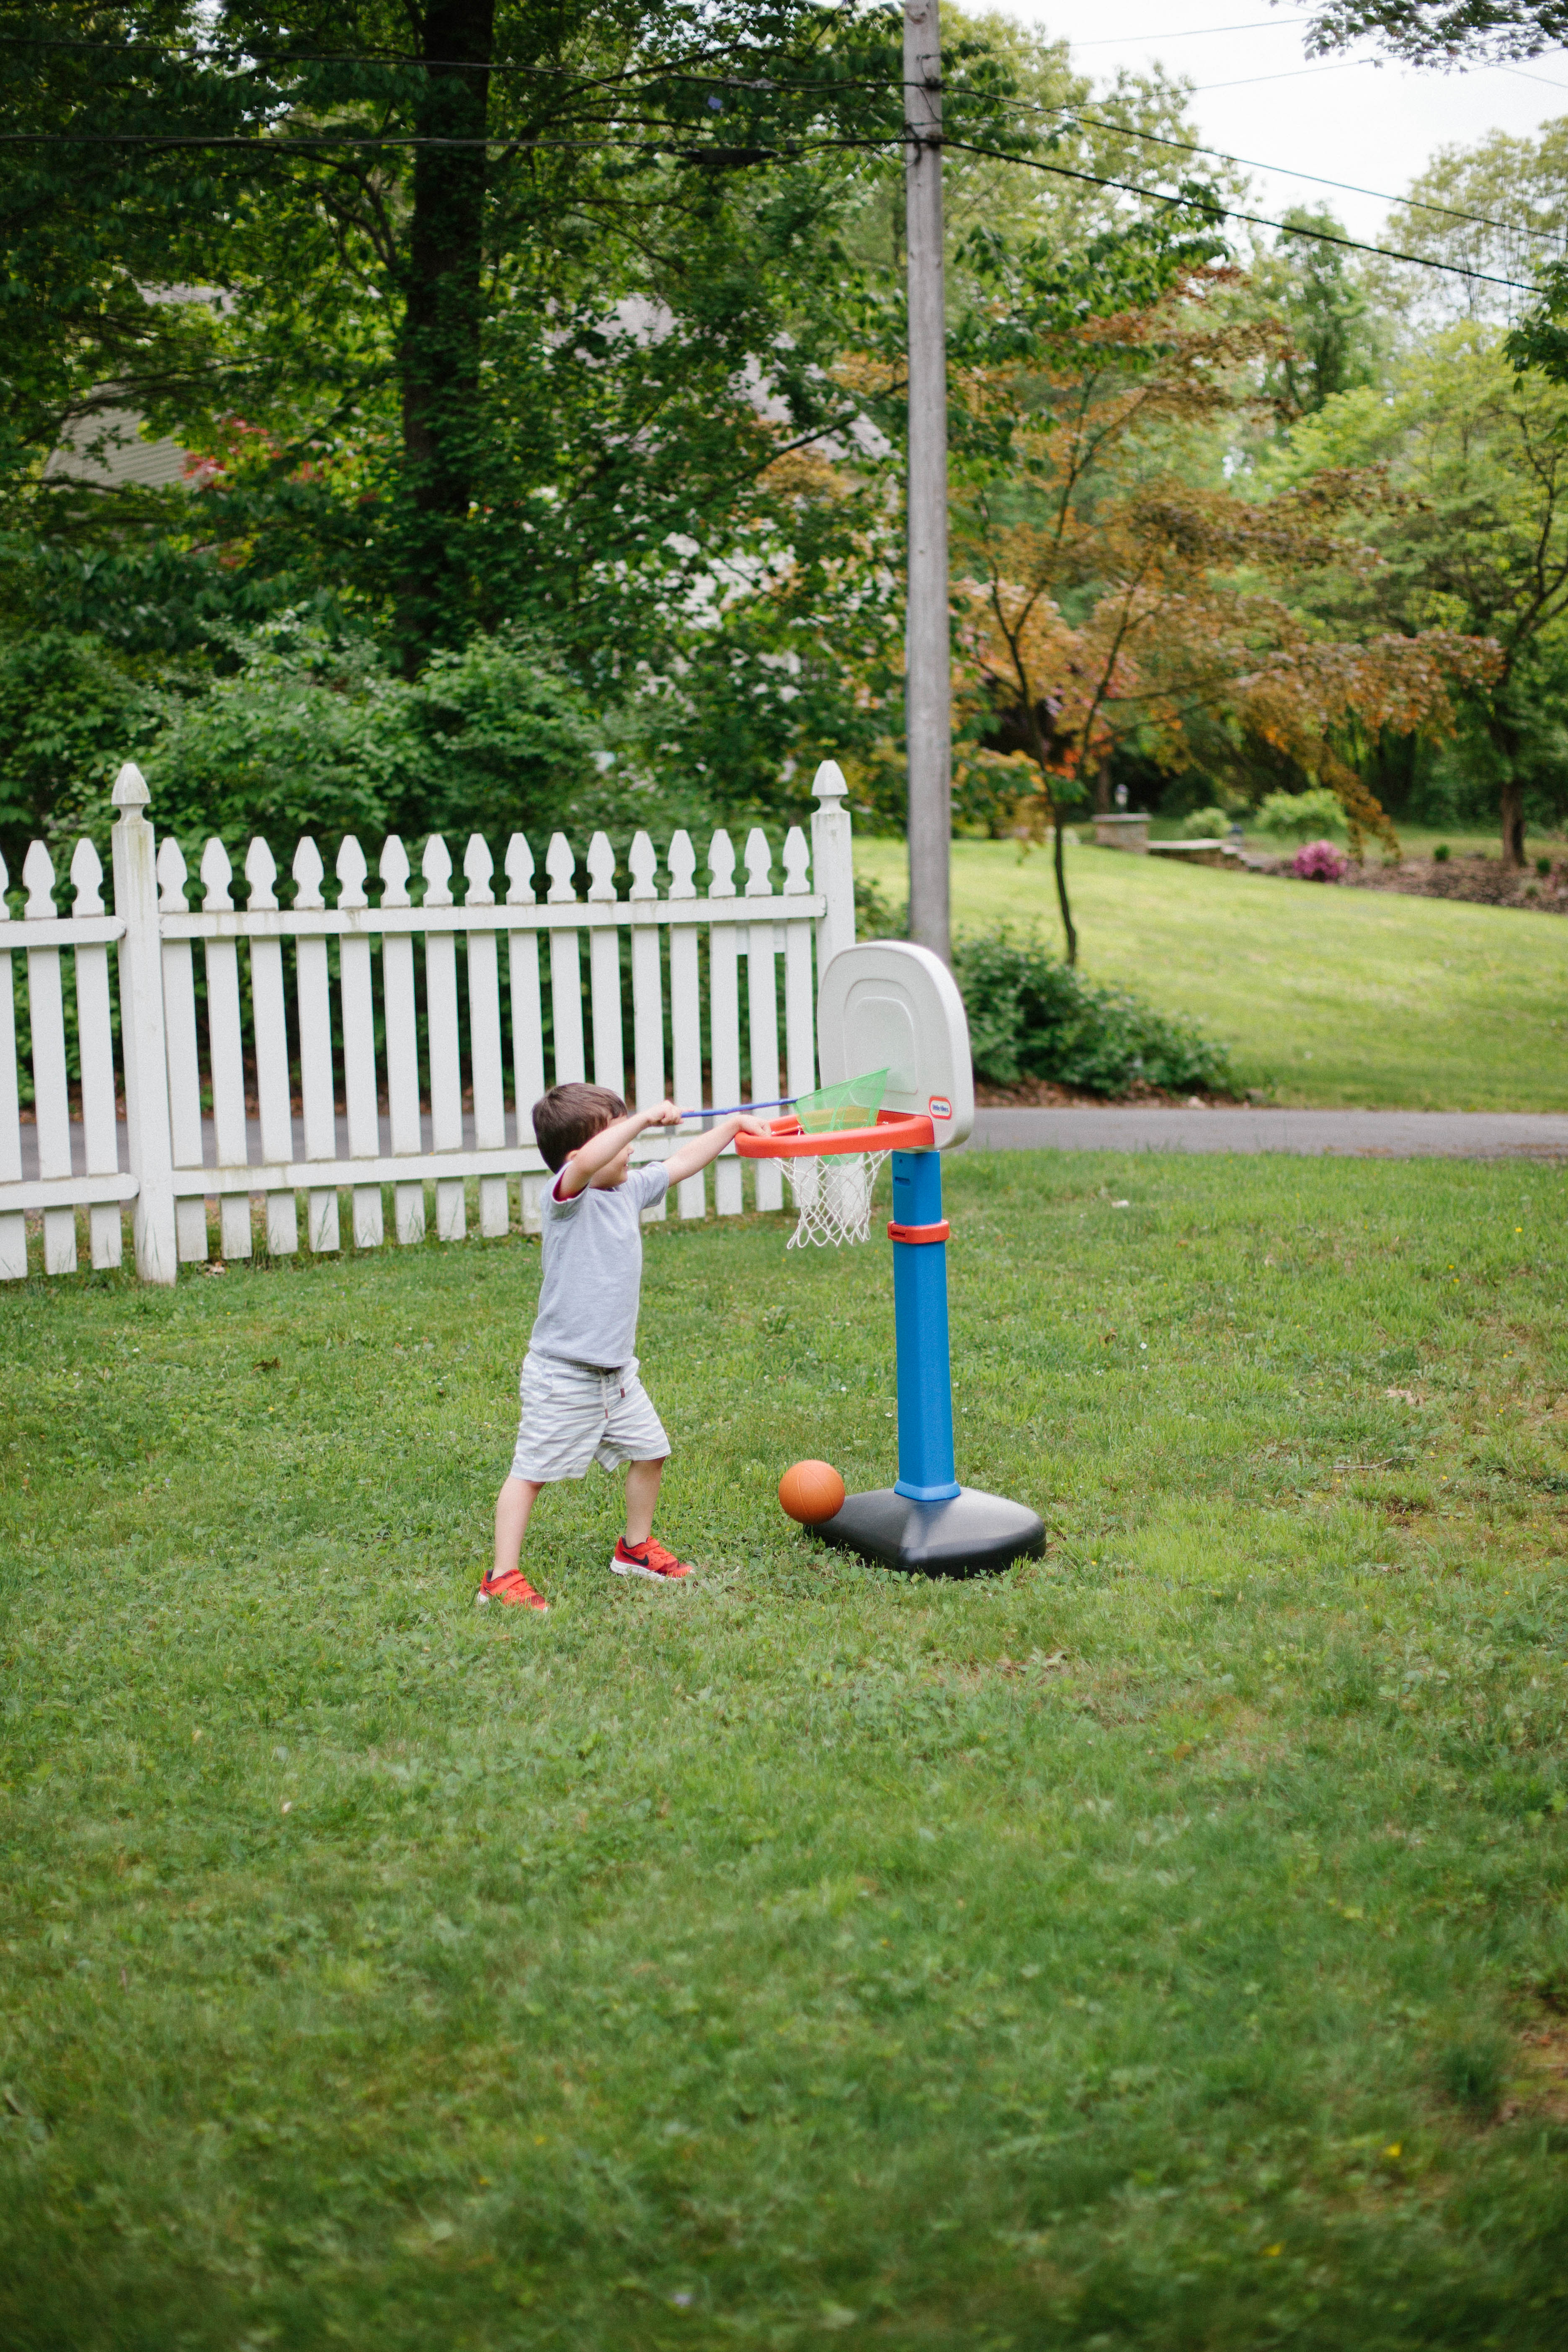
735,1111,935,1159
887,1218,949,1244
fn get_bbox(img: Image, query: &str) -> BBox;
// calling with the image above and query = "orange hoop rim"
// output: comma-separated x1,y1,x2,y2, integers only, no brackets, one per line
735,1111,935,1160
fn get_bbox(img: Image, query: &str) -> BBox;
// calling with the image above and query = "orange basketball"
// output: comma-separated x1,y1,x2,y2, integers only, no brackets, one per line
779,1459,847,1525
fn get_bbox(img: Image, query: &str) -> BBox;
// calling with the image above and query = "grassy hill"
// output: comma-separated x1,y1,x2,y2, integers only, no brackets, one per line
853,838,1568,1112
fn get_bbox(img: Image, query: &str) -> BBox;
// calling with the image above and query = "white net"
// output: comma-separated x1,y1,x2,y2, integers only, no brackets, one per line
785,1149,891,1250
768,1068,894,1250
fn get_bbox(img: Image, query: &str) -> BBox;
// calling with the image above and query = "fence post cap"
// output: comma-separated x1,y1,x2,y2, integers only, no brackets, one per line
503,833,535,905
666,829,696,898
112,761,151,812
462,833,495,905
744,827,774,896
23,840,57,918
200,837,235,912
811,760,848,804
71,836,106,914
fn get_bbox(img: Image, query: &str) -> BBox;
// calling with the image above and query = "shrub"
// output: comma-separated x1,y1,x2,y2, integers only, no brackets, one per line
1179,805,1233,840
952,927,1233,1097
1433,841,1451,862
142,616,602,853
1537,854,1553,877
1258,786,1348,843
1293,839,1348,882
854,872,907,939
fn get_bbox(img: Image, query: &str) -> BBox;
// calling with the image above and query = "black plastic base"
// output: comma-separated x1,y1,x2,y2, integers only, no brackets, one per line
813,1485,1046,1579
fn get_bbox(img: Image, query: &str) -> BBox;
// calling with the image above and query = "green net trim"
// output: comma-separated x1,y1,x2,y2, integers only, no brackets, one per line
782,1070,892,1248
791,1067,888,1137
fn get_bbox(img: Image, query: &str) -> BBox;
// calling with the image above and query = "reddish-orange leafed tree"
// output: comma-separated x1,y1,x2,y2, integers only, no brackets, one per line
952,288,1500,959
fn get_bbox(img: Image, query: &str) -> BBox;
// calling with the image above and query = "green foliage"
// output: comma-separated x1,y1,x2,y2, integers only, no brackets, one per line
1421,661,1568,837
853,868,908,940
1257,787,1351,842
1255,208,1382,416
1266,327,1568,857
4,1155,1568,2343
953,925,1234,1095
1179,804,1234,839
138,618,605,860
0,629,160,875
0,0,951,829
1303,3,1568,66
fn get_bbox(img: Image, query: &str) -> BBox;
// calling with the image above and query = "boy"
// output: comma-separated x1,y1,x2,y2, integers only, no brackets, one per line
477,1082,767,1612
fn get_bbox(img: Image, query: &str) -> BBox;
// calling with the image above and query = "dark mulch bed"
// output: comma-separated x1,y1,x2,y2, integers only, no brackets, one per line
1244,849,1568,913
973,1075,1250,1109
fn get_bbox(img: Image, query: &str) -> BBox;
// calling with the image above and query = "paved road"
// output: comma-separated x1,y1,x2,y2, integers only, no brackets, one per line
20,1105,1568,1181
964,1107,1568,1159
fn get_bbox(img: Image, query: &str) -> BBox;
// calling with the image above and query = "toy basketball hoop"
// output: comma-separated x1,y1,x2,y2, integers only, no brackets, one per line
738,941,1044,1579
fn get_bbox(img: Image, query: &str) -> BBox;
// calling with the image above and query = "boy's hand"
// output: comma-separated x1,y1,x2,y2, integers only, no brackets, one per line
661,1106,773,1188
647,1100,683,1129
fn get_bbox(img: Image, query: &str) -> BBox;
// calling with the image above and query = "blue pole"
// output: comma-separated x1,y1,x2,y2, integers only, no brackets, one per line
889,1150,960,1502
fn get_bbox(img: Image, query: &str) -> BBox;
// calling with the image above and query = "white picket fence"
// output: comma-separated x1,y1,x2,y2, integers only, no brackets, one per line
0,759,857,1284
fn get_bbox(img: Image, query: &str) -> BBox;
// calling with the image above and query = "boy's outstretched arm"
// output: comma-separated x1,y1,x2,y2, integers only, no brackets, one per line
555,1101,681,1198
663,1113,769,1188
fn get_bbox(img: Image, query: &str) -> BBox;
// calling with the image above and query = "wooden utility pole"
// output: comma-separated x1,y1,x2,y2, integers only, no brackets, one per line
903,0,951,965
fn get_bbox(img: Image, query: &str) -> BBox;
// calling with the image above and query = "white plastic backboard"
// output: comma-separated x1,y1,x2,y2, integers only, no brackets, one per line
816,940,974,1150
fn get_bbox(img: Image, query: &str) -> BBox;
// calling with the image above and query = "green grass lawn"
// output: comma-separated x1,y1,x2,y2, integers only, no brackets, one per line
855,837,1568,1111
4,1163,1568,2347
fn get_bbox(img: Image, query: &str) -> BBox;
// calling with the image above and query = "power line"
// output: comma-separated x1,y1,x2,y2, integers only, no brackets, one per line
12,31,1546,246
1185,58,1369,92
0,128,869,159
3,61,1557,282
1070,13,1312,44
3,106,1543,289
942,137,1545,292
1020,102,1549,242
0,30,884,93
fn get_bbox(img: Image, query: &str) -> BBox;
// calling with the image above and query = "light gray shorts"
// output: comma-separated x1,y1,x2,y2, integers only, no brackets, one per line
509,1351,670,1484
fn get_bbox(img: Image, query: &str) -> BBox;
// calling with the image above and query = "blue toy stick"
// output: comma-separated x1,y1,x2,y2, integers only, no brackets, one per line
678,1094,797,1122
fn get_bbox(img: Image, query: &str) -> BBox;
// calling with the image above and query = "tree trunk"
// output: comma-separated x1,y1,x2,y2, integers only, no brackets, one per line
1051,788,1078,967
1018,694,1078,965
397,0,496,670
1499,769,1527,869
1094,757,1111,816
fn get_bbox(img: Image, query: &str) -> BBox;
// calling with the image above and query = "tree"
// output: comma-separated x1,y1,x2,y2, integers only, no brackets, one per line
1274,323,1568,864
1295,3,1568,59
951,284,1496,955
1251,210,1381,414
0,1,947,841
1362,120,1568,340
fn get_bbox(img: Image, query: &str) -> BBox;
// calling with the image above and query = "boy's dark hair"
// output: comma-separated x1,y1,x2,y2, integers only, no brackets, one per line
531,1082,628,1172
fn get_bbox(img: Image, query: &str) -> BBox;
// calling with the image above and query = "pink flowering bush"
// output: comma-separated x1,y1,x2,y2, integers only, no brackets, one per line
1293,838,1348,882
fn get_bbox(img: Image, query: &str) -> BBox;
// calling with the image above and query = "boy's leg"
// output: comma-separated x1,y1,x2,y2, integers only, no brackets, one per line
496,1475,544,1573
479,1476,549,1610
624,1456,664,1546
611,1455,694,1582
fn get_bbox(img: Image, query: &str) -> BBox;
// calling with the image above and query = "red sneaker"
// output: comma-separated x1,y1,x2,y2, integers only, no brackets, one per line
476,1568,549,1612
611,1535,695,1583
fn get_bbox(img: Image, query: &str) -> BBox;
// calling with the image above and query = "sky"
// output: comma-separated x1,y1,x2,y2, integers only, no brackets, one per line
1001,4,1568,240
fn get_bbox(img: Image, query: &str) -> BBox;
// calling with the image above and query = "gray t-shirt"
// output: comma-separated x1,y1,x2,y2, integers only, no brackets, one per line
528,1161,670,1368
